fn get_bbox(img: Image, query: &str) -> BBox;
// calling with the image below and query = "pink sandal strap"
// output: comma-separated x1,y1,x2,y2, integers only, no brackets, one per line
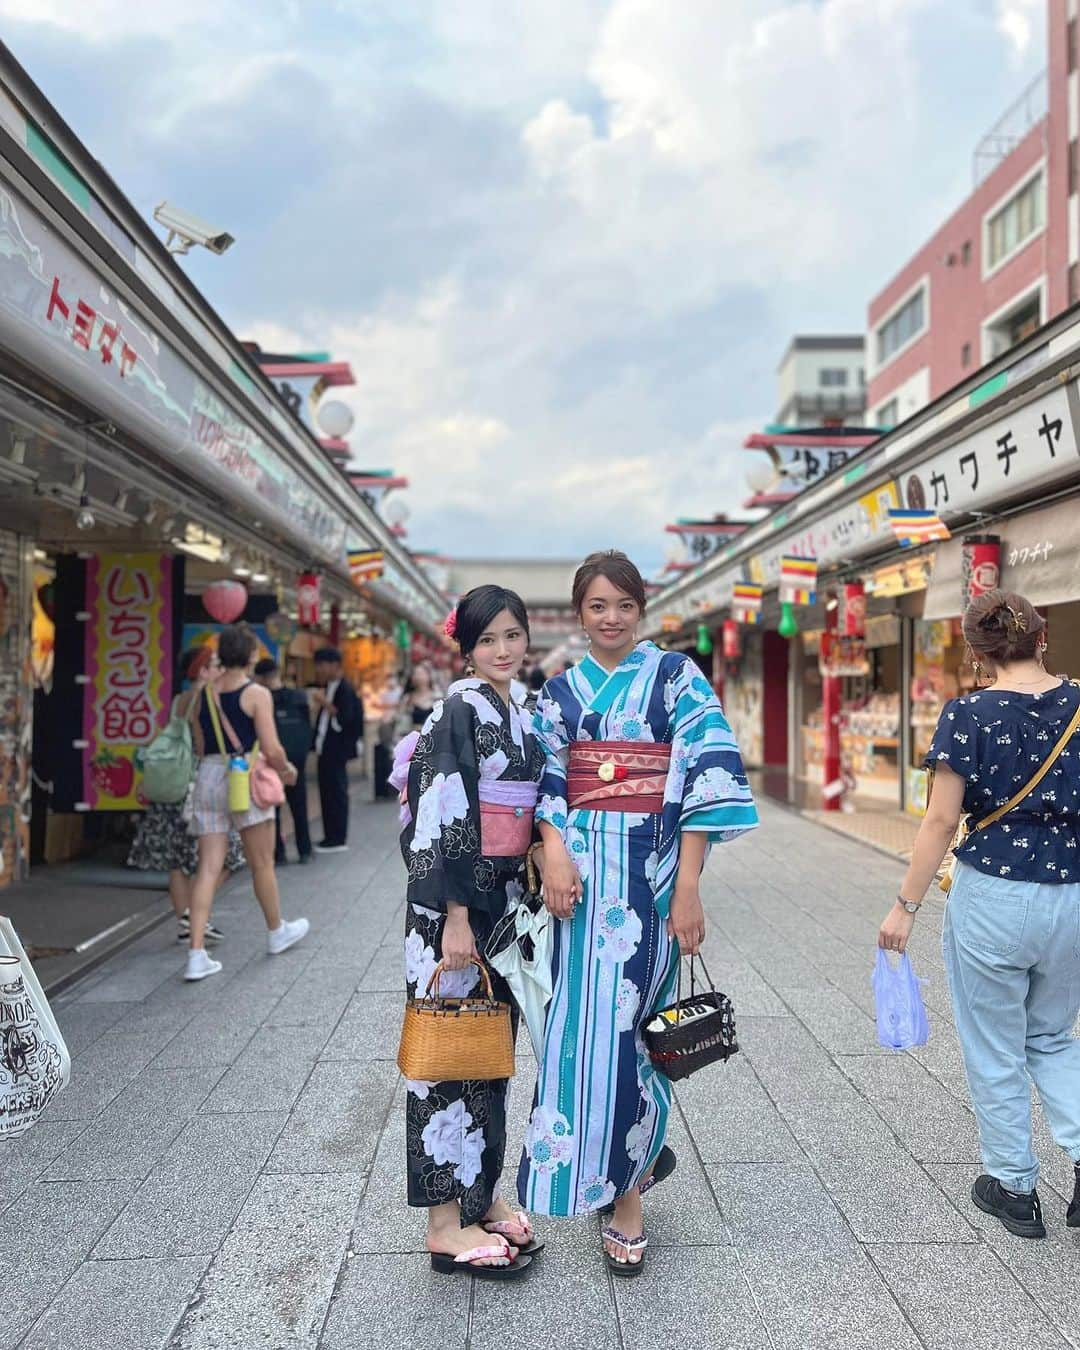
484,1213,532,1239
455,1243,512,1266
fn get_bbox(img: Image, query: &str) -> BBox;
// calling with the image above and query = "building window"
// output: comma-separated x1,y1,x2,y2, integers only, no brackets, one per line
876,398,899,430
1070,17,1078,74
986,171,1044,271
961,240,972,267
961,341,972,368
984,289,1042,362
876,288,925,366
819,368,848,387
1071,264,1080,306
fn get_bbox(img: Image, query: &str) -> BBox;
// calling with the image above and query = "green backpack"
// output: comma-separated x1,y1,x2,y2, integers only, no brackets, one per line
141,714,195,804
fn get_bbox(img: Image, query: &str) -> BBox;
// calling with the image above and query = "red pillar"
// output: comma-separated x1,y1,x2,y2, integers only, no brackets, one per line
822,599,842,811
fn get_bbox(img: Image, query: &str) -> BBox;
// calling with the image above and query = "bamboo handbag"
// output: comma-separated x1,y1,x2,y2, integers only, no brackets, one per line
643,954,738,1082
397,957,515,1082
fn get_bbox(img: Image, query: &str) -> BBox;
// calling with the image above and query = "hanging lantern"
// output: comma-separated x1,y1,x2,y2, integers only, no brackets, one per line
202,579,248,624
778,602,799,639
840,582,866,638
722,619,741,661
961,534,1001,610
696,623,713,656
297,572,321,627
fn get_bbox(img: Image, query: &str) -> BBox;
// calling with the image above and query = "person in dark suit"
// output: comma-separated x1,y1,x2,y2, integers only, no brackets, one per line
312,647,363,854
254,659,314,865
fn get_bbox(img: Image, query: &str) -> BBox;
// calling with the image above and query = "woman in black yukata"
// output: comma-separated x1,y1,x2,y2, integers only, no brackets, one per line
400,585,546,1280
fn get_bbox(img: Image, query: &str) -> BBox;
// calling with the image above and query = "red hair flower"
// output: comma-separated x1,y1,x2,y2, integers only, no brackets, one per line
443,608,458,639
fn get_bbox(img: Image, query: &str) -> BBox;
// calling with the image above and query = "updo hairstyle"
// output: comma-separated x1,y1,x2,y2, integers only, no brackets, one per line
453,585,530,657
962,590,1046,667
571,550,648,615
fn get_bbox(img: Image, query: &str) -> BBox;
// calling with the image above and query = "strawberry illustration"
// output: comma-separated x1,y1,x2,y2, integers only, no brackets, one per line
90,750,135,799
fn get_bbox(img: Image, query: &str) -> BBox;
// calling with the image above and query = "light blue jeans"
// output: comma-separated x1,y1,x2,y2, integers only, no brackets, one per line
943,862,1080,1192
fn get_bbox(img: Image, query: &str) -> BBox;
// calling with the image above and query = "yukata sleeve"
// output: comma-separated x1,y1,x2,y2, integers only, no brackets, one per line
670,658,759,842
924,699,979,783
400,695,484,912
533,685,570,834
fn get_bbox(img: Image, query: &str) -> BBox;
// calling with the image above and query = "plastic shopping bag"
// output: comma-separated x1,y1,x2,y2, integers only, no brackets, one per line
871,949,930,1051
0,916,71,1138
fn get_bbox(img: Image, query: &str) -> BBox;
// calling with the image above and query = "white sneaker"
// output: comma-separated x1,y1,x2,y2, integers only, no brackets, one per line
314,843,349,854
184,948,223,982
268,917,310,955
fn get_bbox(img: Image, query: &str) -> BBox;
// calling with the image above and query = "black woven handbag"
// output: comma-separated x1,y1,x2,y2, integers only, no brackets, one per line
644,954,738,1081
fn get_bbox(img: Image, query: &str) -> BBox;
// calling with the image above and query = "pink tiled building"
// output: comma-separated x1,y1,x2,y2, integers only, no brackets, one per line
867,0,1077,428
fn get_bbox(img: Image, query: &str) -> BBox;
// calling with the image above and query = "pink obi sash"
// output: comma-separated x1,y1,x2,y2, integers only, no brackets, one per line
478,778,538,857
567,741,671,814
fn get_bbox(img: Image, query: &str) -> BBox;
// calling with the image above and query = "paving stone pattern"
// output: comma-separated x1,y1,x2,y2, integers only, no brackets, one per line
3,798,1079,1349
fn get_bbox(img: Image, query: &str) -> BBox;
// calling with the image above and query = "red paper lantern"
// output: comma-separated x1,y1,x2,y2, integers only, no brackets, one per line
722,619,741,661
203,579,248,624
297,572,321,627
962,534,1001,609
840,582,866,638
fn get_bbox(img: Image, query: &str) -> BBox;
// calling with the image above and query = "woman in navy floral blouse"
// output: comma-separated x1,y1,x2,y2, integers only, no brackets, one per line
879,590,1080,1241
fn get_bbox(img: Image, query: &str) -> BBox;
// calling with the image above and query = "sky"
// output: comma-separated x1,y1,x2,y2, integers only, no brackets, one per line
0,0,1048,574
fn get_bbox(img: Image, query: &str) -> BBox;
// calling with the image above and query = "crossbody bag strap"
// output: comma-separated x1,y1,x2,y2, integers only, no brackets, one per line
205,686,240,758
973,683,1080,834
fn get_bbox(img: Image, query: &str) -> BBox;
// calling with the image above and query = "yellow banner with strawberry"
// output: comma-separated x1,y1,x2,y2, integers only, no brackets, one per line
81,553,174,810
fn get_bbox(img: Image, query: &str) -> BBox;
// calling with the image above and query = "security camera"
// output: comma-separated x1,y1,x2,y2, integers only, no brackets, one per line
153,202,235,256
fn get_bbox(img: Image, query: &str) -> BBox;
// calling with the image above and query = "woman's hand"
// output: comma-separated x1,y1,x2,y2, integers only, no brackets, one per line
281,762,299,787
878,903,917,955
441,904,479,971
667,882,706,955
543,844,582,920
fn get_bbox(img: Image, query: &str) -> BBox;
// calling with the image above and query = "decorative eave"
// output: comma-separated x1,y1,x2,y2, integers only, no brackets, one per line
349,474,409,490
744,431,879,450
259,361,356,387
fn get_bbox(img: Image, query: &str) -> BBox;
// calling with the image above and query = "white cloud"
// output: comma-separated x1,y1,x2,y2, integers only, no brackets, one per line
5,0,1049,569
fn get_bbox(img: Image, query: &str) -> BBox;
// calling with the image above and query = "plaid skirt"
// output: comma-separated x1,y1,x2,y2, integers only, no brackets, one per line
191,756,276,837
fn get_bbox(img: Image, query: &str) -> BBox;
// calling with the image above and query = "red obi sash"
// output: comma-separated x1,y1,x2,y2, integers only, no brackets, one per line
567,741,671,814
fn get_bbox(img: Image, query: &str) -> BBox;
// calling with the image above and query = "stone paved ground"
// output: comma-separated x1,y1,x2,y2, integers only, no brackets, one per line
3,798,1080,1350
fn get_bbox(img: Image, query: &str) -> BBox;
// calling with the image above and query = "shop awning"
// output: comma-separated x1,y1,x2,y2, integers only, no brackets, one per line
997,498,1080,608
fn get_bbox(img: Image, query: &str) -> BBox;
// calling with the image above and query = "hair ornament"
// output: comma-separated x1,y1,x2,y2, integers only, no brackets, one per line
443,608,459,639
1001,603,1027,639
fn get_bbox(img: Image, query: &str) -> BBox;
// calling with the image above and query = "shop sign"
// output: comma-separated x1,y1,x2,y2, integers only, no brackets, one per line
997,497,1080,607
897,383,1079,518
660,613,682,633
905,766,929,817
868,556,932,598
746,481,900,587
81,554,174,811
0,182,346,565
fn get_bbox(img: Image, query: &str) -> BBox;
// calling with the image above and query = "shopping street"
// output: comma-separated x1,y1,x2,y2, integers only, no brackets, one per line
3,797,1079,1350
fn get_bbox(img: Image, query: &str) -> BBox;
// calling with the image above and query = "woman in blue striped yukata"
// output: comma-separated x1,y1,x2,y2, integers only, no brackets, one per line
517,550,759,1275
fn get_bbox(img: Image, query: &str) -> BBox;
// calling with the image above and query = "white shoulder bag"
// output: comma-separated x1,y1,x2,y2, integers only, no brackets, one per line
0,916,71,1138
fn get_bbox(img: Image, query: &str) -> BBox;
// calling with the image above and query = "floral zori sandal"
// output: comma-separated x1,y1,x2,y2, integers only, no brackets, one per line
484,1210,545,1257
430,1234,532,1281
602,1227,648,1278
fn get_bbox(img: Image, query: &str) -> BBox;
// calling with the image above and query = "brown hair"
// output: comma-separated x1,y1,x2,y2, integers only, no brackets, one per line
217,623,257,669
571,549,647,615
962,589,1046,666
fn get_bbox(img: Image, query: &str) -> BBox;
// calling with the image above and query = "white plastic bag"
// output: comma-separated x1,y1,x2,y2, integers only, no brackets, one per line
0,916,71,1138
871,949,930,1051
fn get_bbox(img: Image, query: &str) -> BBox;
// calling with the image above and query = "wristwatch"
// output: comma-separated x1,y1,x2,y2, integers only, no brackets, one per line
897,896,922,914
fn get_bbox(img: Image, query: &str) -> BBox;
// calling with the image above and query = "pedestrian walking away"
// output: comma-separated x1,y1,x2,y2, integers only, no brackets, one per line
127,646,243,943
254,657,314,865
399,586,545,1280
519,549,759,1275
186,623,309,981
879,589,1080,1239
313,646,363,853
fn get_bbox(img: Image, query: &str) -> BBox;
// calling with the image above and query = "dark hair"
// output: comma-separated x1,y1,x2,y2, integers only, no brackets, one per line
253,657,279,678
528,667,546,691
218,623,257,669
453,585,530,656
314,647,342,664
963,589,1046,666
571,549,647,616
177,646,205,683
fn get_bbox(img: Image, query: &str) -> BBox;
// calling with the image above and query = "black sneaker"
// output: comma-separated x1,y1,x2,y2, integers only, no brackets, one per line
1068,1166,1080,1228
971,1174,1046,1239
176,913,224,945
